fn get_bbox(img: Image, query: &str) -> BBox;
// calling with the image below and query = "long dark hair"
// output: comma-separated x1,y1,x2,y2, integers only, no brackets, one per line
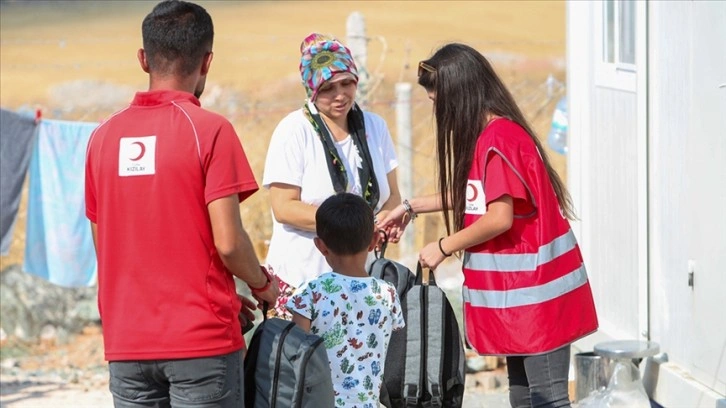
417,43,574,234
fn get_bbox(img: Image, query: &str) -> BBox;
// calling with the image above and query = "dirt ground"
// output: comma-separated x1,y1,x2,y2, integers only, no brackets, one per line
0,1,565,406
0,327,111,408
1,263,511,407
0,325,511,407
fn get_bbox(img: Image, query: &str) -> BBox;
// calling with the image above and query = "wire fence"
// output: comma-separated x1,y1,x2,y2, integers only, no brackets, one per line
1,29,567,264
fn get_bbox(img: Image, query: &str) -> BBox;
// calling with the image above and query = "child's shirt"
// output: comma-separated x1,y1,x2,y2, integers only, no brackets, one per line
286,272,405,408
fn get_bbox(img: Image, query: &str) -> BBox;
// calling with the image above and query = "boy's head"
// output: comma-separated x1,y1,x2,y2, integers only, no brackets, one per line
315,193,375,256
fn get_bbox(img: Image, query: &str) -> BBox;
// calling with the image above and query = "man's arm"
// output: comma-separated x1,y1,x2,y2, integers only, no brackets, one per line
208,194,279,305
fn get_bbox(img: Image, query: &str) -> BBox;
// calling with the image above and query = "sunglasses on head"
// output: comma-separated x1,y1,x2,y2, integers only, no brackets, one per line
418,61,436,77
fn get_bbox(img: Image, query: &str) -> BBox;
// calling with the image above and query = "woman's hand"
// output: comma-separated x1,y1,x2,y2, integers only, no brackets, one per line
376,204,410,243
419,240,447,270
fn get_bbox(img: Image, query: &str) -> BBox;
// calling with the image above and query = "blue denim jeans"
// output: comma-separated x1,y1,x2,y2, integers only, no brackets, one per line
507,345,572,408
109,350,243,408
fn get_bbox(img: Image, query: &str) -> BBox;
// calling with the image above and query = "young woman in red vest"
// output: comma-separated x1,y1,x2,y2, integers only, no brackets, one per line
379,43,598,407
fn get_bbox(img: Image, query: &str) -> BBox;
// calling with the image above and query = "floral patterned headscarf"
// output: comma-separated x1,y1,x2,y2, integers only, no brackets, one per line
299,33,359,101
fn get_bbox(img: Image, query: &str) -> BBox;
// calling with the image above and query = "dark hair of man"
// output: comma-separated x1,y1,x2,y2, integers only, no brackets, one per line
417,43,575,235
316,193,375,256
141,0,214,76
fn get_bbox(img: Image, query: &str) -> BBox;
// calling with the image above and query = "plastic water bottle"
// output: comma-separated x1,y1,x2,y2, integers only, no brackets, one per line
547,97,568,155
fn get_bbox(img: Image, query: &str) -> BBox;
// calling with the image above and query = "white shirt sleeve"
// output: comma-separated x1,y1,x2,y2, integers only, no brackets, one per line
262,111,307,189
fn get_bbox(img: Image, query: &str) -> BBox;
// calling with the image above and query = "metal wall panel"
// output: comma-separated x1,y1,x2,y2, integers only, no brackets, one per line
586,87,640,339
649,0,726,392
568,0,726,403
647,0,693,376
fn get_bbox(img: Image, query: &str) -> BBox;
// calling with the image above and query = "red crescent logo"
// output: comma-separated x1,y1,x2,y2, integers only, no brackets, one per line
466,182,478,202
130,141,145,161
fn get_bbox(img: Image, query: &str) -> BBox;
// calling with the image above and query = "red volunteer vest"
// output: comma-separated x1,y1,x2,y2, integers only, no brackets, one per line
462,119,598,355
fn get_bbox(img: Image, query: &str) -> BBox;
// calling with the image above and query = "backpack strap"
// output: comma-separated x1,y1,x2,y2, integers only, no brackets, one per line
401,288,426,407
425,287,445,408
413,263,445,407
401,350,424,407
373,229,388,259
414,262,437,286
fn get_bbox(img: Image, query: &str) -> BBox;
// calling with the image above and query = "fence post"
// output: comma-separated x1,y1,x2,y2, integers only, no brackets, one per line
395,82,414,256
546,74,556,99
346,11,369,108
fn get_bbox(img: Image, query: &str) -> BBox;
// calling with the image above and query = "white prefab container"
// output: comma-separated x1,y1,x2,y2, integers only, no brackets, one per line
566,1,726,407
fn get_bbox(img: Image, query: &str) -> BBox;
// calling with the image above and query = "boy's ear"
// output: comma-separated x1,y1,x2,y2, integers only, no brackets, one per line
313,237,330,256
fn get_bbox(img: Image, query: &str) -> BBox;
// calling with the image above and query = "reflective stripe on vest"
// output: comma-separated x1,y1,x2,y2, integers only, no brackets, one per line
463,264,587,308
463,229,578,272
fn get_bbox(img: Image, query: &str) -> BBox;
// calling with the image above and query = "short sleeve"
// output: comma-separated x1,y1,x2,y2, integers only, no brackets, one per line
262,114,306,189
484,153,534,215
84,135,97,223
204,121,259,204
286,284,314,320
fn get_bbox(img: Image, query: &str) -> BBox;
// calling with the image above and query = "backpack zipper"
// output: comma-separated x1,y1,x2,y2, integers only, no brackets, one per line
271,323,295,407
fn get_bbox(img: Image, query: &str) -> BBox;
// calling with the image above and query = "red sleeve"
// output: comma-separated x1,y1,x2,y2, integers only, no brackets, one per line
484,153,535,216
84,131,98,223
204,121,259,204
84,163,97,222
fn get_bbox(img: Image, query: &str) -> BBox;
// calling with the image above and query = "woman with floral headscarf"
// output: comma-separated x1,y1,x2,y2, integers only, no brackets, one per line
262,33,405,318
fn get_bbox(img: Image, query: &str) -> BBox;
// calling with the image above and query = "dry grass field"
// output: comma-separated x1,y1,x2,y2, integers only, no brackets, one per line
0,0,566,268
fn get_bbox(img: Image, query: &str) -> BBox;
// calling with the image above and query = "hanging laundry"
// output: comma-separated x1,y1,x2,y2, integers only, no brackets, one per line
1,108,38,255
24,119,98,287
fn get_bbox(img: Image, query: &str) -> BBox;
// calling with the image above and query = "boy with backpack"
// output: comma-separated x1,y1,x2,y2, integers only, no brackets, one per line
286,193,405,408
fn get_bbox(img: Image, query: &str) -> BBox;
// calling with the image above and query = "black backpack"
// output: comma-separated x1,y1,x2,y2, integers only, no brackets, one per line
244,305,335,408
368,238,466,407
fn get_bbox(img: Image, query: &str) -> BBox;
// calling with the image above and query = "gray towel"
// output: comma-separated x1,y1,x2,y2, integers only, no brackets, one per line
1,108,37,255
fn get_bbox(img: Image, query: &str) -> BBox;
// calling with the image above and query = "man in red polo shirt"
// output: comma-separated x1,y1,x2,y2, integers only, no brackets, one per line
84,1,279,406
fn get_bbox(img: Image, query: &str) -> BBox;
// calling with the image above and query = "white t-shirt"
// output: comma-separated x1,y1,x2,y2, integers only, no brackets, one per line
262,108,398,287
286,272,405,408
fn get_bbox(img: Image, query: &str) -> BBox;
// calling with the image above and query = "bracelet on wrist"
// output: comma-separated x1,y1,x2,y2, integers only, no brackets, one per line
249,265,273,294
438,237,452,257
402,199,417,222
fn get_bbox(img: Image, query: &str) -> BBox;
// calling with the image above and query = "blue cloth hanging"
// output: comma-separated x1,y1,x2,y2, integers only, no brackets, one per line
24,119,98,287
